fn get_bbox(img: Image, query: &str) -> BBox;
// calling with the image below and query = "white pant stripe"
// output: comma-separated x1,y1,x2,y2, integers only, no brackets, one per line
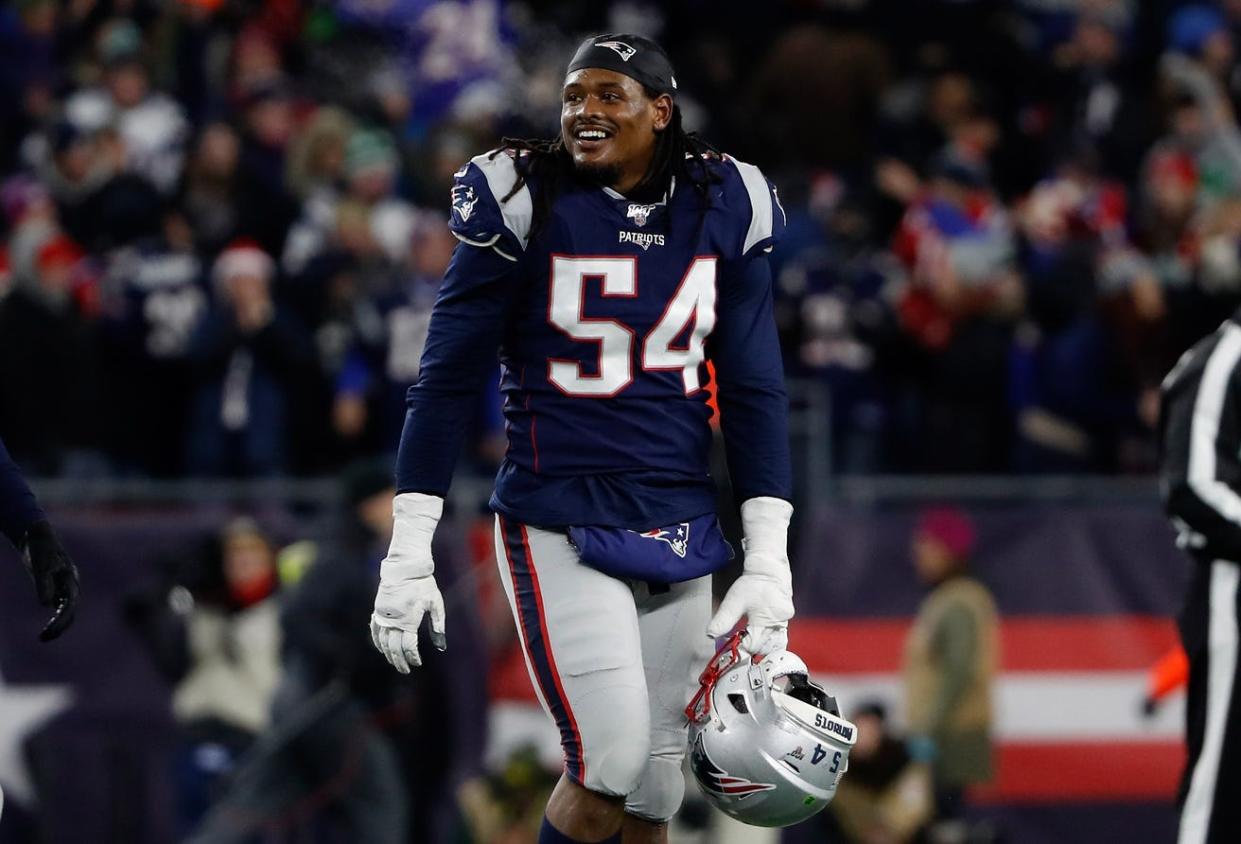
1180,561,1240,844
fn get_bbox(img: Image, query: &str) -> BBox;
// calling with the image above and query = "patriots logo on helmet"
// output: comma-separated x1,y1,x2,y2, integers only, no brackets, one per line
596,39,637,61
639,522,689,557
691,734,776,798
451,184,478,223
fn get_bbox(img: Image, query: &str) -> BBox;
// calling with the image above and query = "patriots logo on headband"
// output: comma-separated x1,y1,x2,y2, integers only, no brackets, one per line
596,39,637,61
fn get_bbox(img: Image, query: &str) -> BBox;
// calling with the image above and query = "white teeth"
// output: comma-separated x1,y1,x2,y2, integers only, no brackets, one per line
578,129,607,140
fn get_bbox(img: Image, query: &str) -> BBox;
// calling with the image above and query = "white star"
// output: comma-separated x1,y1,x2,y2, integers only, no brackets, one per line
0,664,73,809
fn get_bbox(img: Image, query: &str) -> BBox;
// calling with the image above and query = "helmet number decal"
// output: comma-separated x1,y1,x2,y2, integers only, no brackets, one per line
810,743,842,773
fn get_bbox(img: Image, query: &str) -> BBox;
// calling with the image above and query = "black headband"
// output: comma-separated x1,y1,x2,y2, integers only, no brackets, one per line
566,33,677,98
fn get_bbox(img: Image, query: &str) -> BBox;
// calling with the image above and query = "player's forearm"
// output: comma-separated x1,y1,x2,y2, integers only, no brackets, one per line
712,257,793,502
394,328,504,496
1163,482,1241,560
1161,374,1241,558
0,436,45,549
394,398,475,496
393,244,515,495
717,387,793,502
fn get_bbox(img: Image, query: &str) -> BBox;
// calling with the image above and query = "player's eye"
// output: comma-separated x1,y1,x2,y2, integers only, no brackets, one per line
601,92,619,102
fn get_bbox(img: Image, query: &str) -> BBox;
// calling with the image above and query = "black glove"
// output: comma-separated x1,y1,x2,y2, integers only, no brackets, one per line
1140,695,1160,719
20,520,80,641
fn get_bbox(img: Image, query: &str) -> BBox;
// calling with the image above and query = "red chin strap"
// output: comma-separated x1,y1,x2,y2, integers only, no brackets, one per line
685,630,748,724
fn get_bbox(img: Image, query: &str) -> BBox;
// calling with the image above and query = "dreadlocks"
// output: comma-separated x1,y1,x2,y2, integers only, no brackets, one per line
492,94,722,240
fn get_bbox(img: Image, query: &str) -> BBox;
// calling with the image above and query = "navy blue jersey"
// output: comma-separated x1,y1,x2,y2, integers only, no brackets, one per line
101,242,207,361
0,435,44,548
396,148,791,529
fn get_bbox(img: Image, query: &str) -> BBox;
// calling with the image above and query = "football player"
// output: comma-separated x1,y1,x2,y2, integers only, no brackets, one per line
0,435,80,641
371,34,793,844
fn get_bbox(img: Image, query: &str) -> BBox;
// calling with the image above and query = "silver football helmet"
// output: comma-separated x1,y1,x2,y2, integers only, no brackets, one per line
685,632,856,828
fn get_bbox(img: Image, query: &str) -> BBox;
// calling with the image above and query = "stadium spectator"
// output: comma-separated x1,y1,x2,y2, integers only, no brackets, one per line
0,231,100,474
122,517,283,835
179,122,245,258
187,461,487,844
233,80,300,257
5,0,1241,482
332,212,459,454
63,18,189,195
789,701,933,844
97,208,207,476
185,240,315,476
889,148,1022,471
903,507,998,829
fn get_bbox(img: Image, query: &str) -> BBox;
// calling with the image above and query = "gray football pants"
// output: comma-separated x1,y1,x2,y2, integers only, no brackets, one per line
494,515,713,823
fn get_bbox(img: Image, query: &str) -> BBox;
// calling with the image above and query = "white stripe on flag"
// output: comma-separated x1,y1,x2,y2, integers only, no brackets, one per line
809,671,1184,742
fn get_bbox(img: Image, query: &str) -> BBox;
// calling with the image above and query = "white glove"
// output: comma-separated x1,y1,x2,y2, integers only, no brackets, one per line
707,497,794,656
370,492,447,673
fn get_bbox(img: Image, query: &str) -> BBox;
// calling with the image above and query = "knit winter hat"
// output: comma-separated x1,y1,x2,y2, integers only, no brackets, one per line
914,507,976,559
345,129,399,179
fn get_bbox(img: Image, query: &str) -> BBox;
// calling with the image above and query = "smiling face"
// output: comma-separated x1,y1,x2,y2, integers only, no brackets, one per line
561,68,672,195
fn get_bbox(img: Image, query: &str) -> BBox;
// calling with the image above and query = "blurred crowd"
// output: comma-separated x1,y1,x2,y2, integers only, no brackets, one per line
3,0,1241,481
120,461,506,843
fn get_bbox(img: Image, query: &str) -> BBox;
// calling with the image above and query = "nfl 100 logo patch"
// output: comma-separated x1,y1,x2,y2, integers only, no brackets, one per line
627,203,657,227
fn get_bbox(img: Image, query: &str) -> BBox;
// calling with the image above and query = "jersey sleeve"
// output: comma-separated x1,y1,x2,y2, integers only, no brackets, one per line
0,435,45,548
707,254,793,504
448,150,534,262
726,157,787,259
1160,328,1241,561
394,237,520,497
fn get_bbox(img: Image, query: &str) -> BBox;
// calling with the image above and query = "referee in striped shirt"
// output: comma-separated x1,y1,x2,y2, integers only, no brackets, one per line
1160,315,1241,843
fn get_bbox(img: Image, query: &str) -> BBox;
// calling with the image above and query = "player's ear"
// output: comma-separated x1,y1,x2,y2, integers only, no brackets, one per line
651,94,673,132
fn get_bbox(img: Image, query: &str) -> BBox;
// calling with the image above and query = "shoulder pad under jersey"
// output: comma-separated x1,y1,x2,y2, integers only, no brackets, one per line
448,149,534,262
718,154,787,259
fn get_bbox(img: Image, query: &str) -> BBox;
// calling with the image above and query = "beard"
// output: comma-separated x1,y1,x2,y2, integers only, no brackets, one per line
571,158,625,188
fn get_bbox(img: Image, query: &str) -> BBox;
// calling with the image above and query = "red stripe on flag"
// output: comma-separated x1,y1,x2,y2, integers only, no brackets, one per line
787,616,1180,674
970,741,1184,803
1001,617,1179,672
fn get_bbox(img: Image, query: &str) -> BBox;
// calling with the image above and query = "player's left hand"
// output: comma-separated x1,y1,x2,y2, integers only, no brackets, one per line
369,492,446,673
20,520,80,642
707,497,794,657
371,575,446,673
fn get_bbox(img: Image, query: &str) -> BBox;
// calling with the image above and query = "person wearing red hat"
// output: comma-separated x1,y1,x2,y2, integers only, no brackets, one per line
902,506,998,830
184,239,314,476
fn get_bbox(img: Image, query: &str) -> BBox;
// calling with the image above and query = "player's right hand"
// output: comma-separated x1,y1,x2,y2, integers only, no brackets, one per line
20,520,80,642
369,492,446,673
370,575,446,673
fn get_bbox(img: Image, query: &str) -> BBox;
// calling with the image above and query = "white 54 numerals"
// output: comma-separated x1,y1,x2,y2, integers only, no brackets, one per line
548,256,717,397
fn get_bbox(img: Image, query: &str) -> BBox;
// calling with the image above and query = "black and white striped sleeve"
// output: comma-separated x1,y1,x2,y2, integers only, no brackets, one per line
1161,322,1241,562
